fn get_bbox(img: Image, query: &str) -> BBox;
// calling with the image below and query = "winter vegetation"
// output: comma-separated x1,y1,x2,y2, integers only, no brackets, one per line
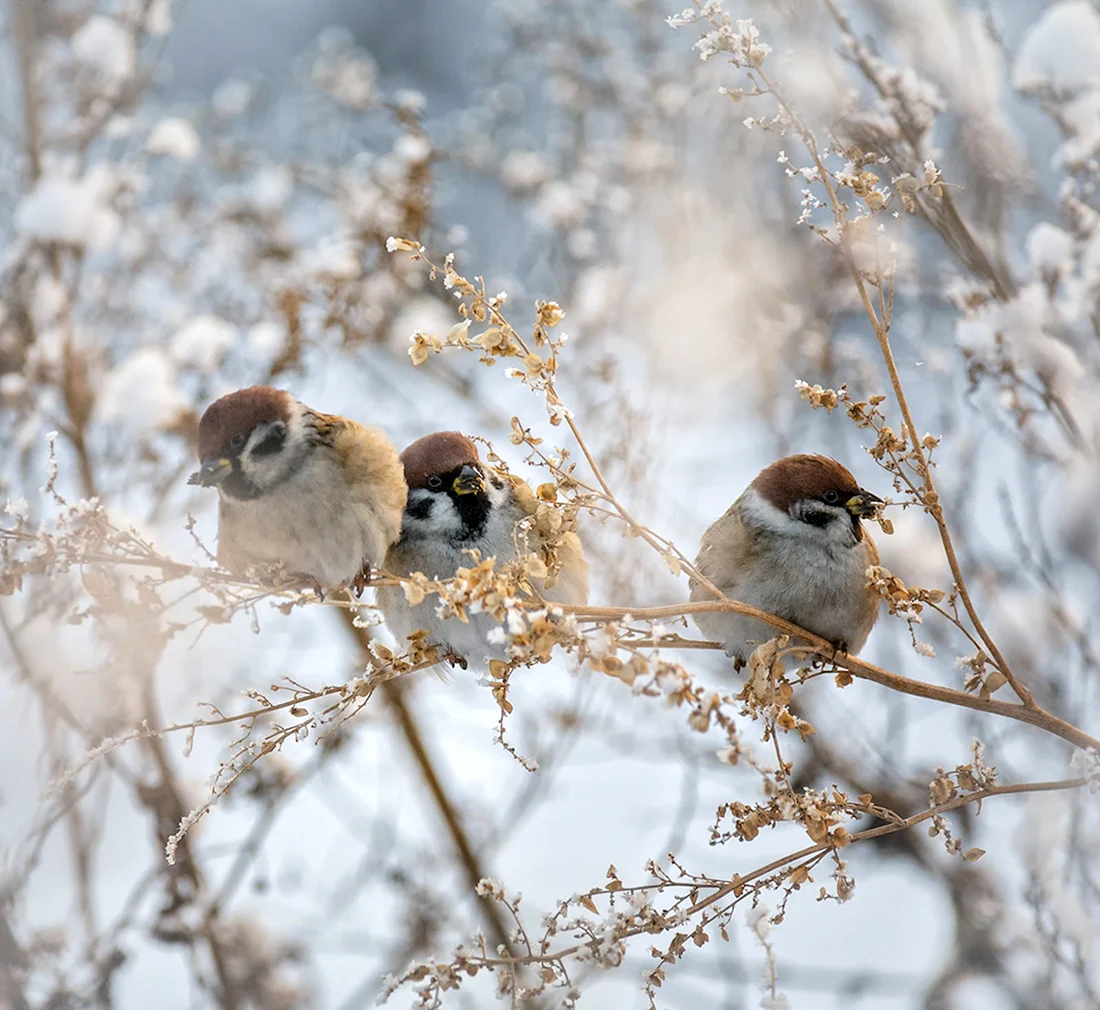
1,0,1100,1008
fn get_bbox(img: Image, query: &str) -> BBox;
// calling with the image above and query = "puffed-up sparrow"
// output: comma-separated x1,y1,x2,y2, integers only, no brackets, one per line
377,430,588,665
188,385,407,591
690,454,882,664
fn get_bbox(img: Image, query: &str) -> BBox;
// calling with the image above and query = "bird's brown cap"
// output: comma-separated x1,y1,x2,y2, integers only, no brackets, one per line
400,431,481,489
197,386,293,459
752,454,867,513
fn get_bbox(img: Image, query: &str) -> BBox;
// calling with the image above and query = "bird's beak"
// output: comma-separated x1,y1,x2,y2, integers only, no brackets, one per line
452,464,485,496
187,457,233,488
845,490,884,517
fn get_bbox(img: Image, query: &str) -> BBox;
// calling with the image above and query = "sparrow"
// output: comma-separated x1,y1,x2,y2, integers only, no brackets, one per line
188,385,407,591
689,454,882,664
376,430,588,666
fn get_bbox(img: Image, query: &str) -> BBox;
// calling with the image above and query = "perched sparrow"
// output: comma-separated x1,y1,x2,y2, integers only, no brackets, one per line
690,454,882,664
377,431,588,666
188,385,407,591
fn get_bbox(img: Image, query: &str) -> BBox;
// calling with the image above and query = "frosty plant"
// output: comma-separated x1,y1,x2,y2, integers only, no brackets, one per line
346,233,1100,1003
7,139,1100,1010
4,0,1100,1008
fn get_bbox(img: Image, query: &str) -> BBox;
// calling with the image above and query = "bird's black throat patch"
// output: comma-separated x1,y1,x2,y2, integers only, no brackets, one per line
450,487,491,540
220,460,262,501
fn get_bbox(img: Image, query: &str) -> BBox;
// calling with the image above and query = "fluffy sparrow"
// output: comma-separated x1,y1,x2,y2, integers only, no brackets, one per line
377,430,588,666
690,454,882,664
188,385,407,591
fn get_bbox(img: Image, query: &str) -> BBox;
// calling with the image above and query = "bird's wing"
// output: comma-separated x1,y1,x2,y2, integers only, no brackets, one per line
541,530,589,605
326,416,409,549
862,525,879,566
493,469,589,605
690,493,760,599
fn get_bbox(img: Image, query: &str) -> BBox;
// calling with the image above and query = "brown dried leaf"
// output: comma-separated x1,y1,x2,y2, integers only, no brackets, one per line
978,671,1008,700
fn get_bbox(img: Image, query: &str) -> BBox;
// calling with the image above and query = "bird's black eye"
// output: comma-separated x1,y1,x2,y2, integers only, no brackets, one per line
822,490,840,504
230,433,246,450
427,474,444,490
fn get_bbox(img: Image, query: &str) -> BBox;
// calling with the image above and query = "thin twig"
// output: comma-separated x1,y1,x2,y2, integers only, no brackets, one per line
562,602,1098,751
751,60,1034,709
336,605,516,957
477,773,1093,969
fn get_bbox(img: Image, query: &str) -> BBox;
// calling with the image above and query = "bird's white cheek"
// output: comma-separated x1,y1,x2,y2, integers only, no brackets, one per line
406,496,467,541
239,454,287,491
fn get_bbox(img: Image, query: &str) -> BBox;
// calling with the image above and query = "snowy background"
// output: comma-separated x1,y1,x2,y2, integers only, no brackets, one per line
1,0,1099,1008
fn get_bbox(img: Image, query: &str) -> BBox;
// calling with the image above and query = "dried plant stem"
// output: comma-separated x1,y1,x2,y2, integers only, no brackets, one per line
850,238,1031,704
11,0,41,183
336,606,515,957
821,0,1015,300
0,910,32,1010
560,416,726,598
753,64,1033,709
41,713,98,947
562,602,1098,752
478,773,1092,971
853,271,1029,704
138,676,243,1010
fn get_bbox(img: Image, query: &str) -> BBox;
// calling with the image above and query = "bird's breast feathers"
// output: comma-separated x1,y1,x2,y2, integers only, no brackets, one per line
217,425,406,585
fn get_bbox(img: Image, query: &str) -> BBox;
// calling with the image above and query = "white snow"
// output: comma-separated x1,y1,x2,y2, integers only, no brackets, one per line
536,181,588,230
388,295,454,357
501,151,549,192
31,275,68,327
212,79,254,118
105,115,134,139
96,347,187,433
1014,2,1100,164
394,89,426,113
71,15,136,83
14,168,120,250
0,374,26,400
1026,222,1074,278
1057,88,1100,164
1081,228,1100,289
144,0,173,37
393,134,432,165
170,315,236,373
247,321,285,359
299,234,360,279
344,178,400,233
1014,1,1100,93
245,165,293,213
146,118,200,161
956,283,1084,396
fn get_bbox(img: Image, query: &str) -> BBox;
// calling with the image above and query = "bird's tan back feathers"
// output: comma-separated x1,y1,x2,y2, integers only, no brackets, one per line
692,494,760,595
326,414,408,548
499,471,588,604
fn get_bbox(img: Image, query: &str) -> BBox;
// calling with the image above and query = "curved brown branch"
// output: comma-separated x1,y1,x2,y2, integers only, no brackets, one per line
750,61,1033,709
478,773,1093,970
561,602,1099,752
335,605,516,958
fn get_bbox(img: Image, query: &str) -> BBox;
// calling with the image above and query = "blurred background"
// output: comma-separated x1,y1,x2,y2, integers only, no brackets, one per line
1,0,1099,1007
